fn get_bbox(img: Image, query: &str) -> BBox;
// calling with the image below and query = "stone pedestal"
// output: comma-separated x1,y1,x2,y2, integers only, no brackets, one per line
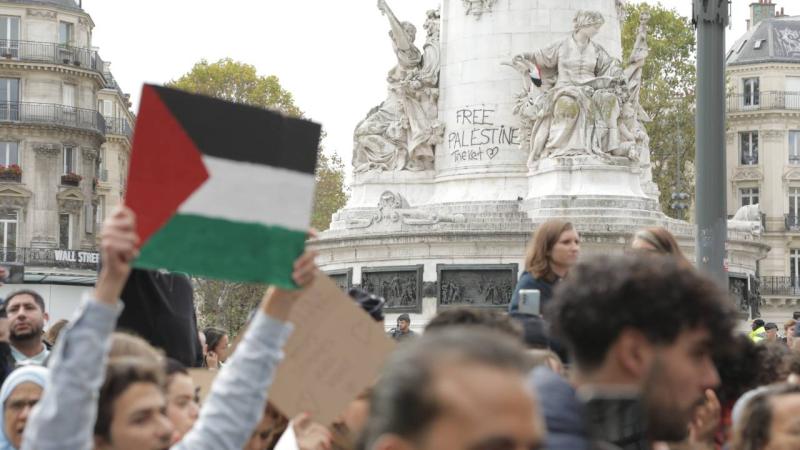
522,156,664,228
347,171,436,209
316,0,770,331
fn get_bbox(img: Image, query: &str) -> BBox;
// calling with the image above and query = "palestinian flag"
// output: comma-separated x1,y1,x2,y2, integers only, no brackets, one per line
125,84,321,289
530,64,542,88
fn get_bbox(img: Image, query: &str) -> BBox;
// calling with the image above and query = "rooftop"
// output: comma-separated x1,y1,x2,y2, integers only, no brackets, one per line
0,0,83,12
727,15,800,66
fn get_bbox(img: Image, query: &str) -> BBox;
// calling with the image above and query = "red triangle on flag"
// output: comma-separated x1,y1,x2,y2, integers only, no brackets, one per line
125,85,210,244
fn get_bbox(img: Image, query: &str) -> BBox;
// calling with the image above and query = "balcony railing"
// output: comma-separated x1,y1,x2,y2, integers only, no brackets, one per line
0,39,105,76
104,116,133,140
0,247,99,271
762,276,800,296
0,102,106,135
727,91,800,112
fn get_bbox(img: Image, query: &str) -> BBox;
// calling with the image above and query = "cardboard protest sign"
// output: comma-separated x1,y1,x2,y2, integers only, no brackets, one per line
125,84,321,289
187,368,217,404
270,275,396,425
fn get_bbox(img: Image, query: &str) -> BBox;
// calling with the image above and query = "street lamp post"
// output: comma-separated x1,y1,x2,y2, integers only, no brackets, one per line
693,0,729,285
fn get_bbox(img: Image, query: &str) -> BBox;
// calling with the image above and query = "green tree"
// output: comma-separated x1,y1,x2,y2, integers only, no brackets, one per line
312,151,348,231
168,58,302,117
168,58,348,335
621,3,696,219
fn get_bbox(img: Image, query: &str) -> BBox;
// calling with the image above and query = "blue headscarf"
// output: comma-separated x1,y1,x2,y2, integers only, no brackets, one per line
0,366,48,450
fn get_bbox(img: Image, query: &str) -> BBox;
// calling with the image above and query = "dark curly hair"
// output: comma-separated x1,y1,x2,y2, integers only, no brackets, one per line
754,343,791,386
714,334,764,405
548,254,736,371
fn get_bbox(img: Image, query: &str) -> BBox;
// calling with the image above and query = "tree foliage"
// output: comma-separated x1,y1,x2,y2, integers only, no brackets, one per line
313,151,348,231
621,3,696,219
168,58,302,117
167,58,348,335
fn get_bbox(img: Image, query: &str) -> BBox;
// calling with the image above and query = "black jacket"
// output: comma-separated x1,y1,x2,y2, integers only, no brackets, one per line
508,271,556,314
117,269,203,367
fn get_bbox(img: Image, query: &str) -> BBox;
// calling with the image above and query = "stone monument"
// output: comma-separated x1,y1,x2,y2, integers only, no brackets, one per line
314,0,769,330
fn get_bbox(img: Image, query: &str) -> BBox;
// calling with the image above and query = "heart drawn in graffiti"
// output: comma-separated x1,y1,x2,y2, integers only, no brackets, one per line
487,147,500,159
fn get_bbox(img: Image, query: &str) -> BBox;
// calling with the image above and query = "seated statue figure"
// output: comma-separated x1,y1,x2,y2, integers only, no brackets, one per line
513,11,630,163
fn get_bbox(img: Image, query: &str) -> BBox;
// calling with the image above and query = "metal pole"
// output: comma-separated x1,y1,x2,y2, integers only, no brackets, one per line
693,0,729,285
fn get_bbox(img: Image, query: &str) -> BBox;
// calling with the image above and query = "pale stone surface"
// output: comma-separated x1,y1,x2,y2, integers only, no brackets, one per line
726,61,800,284
318,0,769,328
0,0,130,252
462,0,496,19
508,10,651,166
728,204,764,235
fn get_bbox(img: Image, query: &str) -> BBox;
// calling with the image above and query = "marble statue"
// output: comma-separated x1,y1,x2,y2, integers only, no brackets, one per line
615,0,628,25
352,0,444,173
507,10,650,166
463,0,496,19
345,191,465,229
728,204,764,235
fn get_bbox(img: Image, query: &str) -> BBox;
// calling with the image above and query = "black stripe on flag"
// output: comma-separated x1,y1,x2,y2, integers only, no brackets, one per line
152,85,319,175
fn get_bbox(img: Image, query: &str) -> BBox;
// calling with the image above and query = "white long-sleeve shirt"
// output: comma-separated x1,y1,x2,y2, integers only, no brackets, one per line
22,298,293,450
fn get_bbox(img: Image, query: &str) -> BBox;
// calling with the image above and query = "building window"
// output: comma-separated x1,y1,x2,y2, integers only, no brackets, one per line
740,131,759,165
0,77,19,121
58,213,71,249
0,16,20,58
740,187,759,207
99,99,113,117
791,131,800,164
791,187,800,218
0,141,18,166
97,196,104,225
63,146,74,174
58,21,73,46
791,249,800,285
743,77,760,107
98,148,105,181
62,83,75,109
0,210,17,253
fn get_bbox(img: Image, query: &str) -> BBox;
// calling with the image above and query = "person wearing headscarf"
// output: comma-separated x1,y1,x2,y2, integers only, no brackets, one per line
0,366,48,450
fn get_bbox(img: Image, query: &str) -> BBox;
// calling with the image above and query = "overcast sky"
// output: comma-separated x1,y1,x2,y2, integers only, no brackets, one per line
82,0,800,178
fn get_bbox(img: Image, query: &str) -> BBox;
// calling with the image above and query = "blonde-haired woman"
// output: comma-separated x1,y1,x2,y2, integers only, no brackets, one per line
509,220,580,316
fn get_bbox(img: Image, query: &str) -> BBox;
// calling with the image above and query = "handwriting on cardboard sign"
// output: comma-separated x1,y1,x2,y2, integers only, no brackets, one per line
449,107,520,163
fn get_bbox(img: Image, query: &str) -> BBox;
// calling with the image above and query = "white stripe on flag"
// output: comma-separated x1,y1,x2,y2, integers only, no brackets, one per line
177,156,315,232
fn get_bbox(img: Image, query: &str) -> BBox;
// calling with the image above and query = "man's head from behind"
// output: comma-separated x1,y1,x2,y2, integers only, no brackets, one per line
549,254,736,442
5,290,47,343
425,307,523,342
358,327,544,450
94,357,172,450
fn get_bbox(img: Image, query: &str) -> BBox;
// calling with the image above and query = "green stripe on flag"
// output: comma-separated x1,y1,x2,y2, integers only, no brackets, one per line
134,214,307,289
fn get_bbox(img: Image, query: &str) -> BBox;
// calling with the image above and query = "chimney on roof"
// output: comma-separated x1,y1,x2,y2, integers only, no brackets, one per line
750,0,777,29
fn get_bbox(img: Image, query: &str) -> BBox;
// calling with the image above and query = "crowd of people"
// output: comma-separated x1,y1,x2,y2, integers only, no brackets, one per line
0,210,793,450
